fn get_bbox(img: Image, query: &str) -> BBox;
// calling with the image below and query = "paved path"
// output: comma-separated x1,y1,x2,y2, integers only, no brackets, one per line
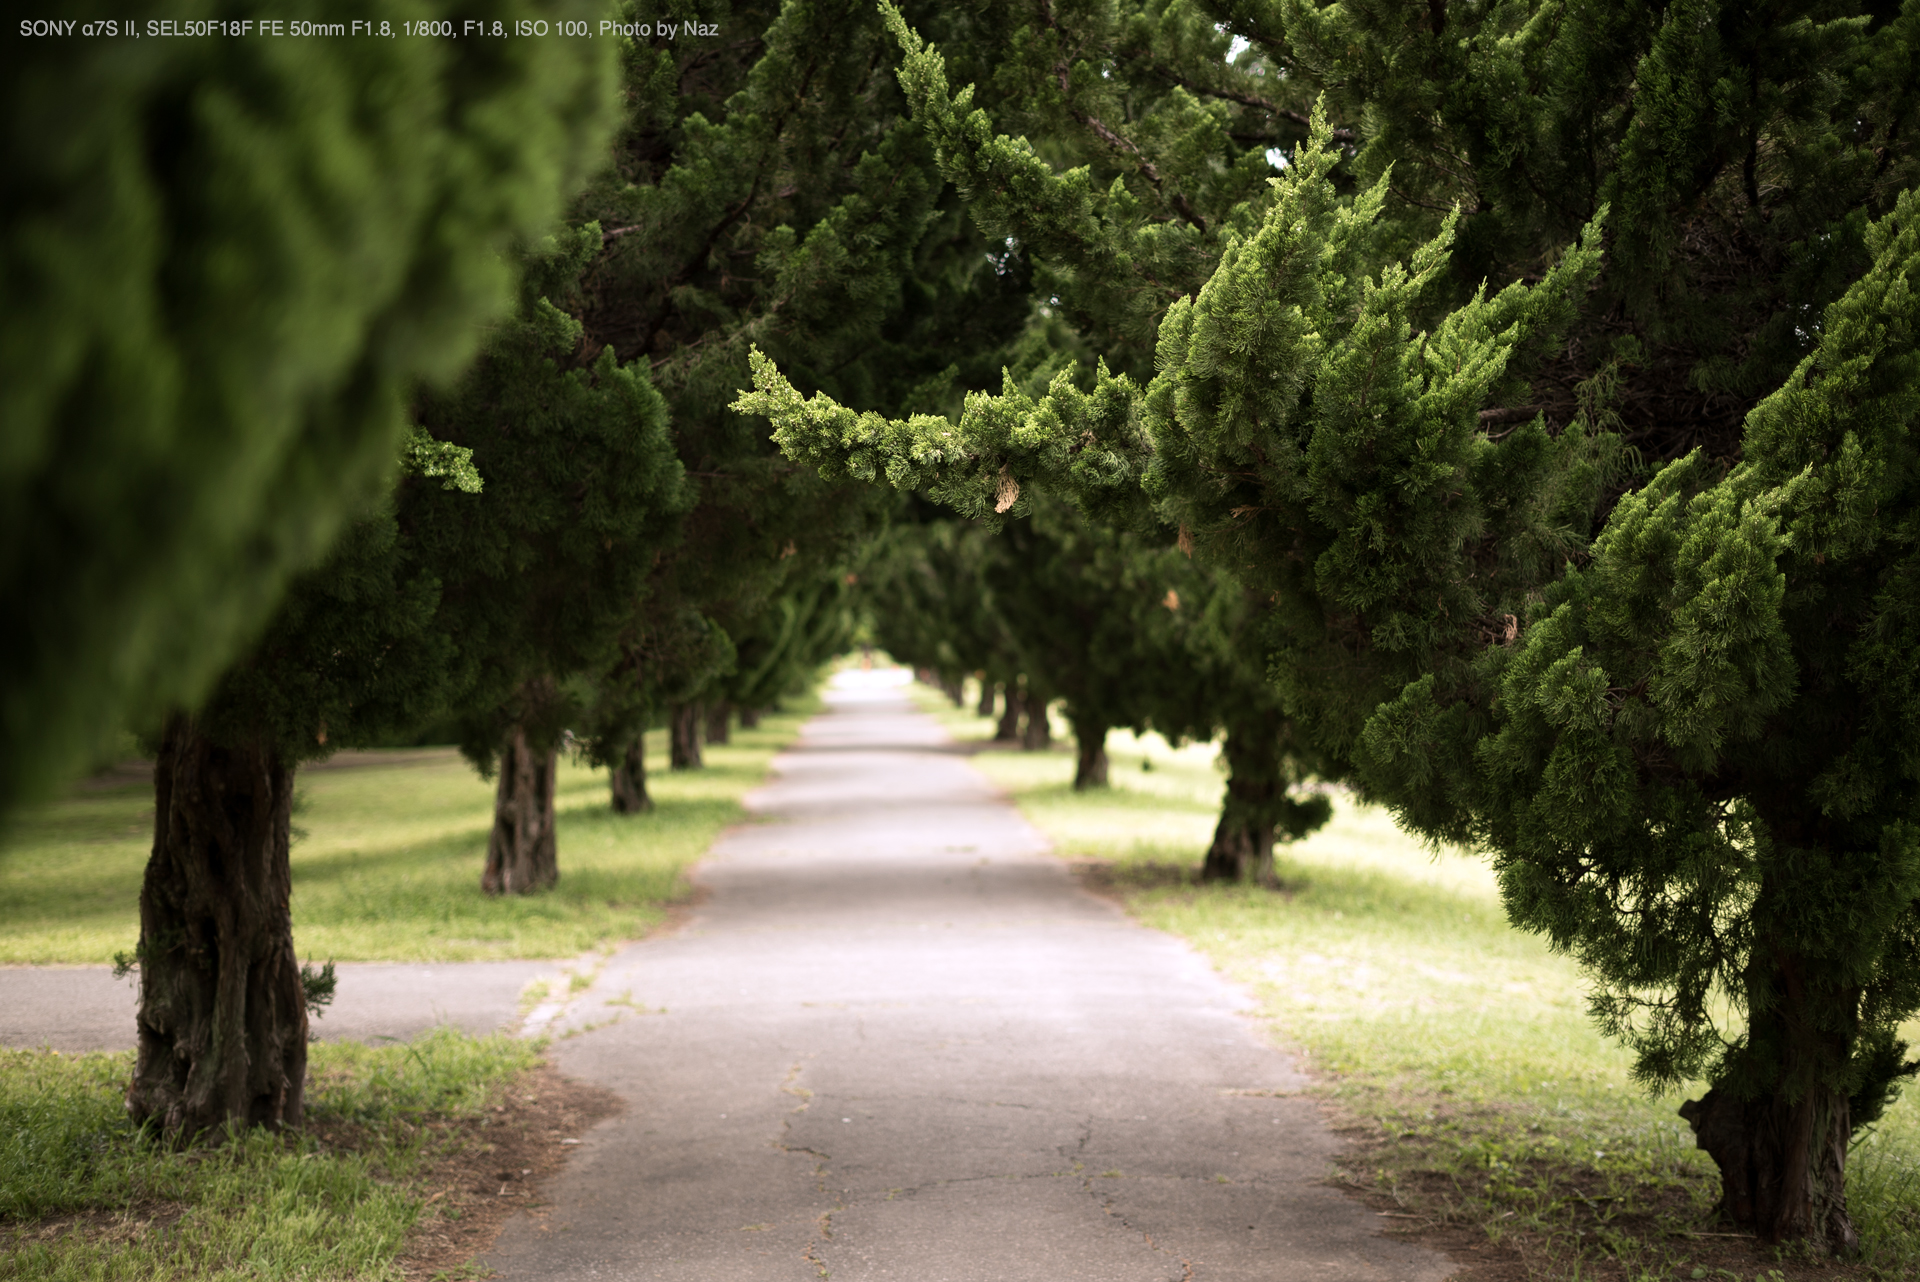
485,672,1450,1281
0,962,545,1051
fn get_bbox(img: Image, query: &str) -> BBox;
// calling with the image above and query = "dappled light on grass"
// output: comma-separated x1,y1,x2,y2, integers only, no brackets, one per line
0,696,818,964
918,682,1920,1278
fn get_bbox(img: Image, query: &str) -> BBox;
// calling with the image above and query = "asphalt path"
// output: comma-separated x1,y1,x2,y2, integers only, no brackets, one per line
0,960,545,1051
484,671,1450,1281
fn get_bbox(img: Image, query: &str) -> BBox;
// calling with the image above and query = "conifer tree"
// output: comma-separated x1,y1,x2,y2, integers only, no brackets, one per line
2,0,617,821
738,0,1920,1250
559,0,1034,788
413,228,689,894
127,232,684,1137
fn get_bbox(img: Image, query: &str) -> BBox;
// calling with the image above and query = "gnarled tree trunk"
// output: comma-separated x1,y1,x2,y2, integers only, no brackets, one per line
704,701,732,746
1020,689,1052,751
670,702,703,769
1680,963,1862,1255
1680,1084,1856,1253
1071,715,1109,790
127,714,308,1137
977,679,998,719
482,723,558,894
609,736,652,814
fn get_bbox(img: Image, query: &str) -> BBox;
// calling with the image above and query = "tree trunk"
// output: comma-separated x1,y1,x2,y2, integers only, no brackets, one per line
608,736,652,814
1203,719,1282,884
1020,689,1052,751
977,679,998,719
1071,716,1110,790
739,706,762,729
705,701,732,746
669,702,703,769
939,674,965,706
1680,1085,1857,1253
994,687,1021,741
1679,963,1862,1255
127,714,308,1138
482,723,558,894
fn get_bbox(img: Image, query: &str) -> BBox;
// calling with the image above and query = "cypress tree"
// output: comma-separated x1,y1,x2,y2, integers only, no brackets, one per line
557,0,1034,789
127,231,686,1136
2,0,617,820
412,228,689,894
128,440,485,1138
738,0,1920,1250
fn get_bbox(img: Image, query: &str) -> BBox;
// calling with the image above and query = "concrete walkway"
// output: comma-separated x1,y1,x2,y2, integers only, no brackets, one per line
485,672,1450,1281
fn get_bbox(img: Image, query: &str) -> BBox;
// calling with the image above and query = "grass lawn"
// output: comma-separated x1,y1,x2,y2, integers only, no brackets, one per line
0,1029,559,1281
914,682,1920,1281
0,698,816,1279
0,695,818,965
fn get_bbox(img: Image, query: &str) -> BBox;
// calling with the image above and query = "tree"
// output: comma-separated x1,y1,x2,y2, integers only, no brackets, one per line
552,0,1036,789
127,230,686,1136
414,229,689,894
128,440,485,1137
738,0,1920,1252
984,497,1176,789
2,0,618,821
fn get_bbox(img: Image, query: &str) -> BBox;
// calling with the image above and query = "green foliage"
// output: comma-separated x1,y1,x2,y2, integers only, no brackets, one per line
564,0,1039,748
1,0,619,818
1418,191,1920,1117
737,0,1920,1241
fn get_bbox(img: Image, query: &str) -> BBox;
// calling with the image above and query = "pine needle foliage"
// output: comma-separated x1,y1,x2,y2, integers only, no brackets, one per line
736,0,1920,1251
1,0,619,820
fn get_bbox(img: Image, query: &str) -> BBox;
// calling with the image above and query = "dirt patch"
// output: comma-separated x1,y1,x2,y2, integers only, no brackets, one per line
390,1062,624,1280
1,1200,189,1251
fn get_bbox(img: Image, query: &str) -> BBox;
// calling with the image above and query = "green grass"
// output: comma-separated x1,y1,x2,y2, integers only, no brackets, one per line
0,695,818,964
0,1028,535,1281
915,682,1920,1278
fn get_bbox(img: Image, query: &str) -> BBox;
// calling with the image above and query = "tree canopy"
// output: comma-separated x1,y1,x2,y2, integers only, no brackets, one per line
2,0,621,821
737,0,1920,1252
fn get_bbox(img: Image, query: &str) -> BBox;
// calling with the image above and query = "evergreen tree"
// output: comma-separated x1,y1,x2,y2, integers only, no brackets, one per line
738,0,1920,1250
2,0,617,820
558,0,1034,788
862,511,1024,716
128,233,684,1137
985,497,1180,790
413,228,689,894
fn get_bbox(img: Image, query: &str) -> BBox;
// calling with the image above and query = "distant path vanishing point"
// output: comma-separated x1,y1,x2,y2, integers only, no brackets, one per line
485,670,1453,1282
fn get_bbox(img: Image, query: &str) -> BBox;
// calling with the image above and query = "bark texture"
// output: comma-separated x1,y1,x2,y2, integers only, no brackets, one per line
1020,689,1052,751
127,714,308,1137
704,701,732,746
609,737,653,813
482,724,559,894
670,702,704,769
1680,1084,1857,1253
1071,717,1110,790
